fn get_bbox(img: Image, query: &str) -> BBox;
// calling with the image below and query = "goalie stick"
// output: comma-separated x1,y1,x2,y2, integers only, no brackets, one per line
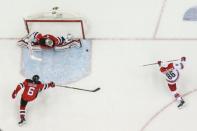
18,39,42,62
27,43,42,61
56,84,101,92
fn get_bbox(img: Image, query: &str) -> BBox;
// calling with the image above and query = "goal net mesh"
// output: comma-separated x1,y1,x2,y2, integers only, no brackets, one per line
24,8,86,39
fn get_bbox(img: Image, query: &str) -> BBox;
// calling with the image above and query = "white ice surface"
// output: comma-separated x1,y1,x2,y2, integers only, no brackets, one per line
1,0,197,130
1,40,197,131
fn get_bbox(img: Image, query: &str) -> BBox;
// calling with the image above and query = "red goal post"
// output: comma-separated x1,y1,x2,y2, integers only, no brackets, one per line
24,8,86,39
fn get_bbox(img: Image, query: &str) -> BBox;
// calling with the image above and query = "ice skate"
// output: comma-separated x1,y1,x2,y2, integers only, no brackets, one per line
18,118,26,126
177,100,185,109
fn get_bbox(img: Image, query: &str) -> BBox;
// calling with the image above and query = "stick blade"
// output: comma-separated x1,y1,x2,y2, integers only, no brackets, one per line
92,87,101,92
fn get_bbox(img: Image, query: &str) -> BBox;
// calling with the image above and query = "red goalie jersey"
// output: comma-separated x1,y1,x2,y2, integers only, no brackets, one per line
18,32,82,51
32,32,65,48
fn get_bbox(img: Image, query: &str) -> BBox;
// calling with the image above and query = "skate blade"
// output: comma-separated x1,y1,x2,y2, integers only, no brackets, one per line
18,121,26,127
178,103,186,109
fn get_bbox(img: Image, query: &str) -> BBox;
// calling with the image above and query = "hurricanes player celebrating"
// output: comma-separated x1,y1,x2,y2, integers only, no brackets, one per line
12,75,55,126
157,56,186,108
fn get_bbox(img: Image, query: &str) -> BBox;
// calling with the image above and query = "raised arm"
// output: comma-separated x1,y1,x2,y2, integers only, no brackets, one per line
12,83,24,99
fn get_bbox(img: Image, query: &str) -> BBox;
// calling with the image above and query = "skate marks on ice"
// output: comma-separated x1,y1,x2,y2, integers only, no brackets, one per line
140,88,197,131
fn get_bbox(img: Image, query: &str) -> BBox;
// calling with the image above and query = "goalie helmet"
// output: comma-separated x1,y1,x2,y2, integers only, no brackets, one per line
32,75,40,83
45,38,54,47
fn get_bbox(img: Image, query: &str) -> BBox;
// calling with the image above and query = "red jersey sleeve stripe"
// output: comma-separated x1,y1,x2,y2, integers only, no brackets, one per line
44,84,48,90
19,83,24,88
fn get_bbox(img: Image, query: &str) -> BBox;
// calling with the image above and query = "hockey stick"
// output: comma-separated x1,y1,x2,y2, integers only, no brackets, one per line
142,59,180,67
18,39,42,61
18,34,42,62
166,59,180,62
28,43,42,62
56,84,101,92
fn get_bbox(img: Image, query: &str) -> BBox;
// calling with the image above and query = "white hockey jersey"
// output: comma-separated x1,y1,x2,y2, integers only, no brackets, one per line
159,61,184,83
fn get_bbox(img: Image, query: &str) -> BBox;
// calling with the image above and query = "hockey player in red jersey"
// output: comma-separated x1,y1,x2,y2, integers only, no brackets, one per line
157,56,186,108
12,75,55,126
25,32,66,48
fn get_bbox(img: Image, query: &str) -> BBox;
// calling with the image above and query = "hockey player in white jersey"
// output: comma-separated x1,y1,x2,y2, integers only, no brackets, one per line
157,56,186,108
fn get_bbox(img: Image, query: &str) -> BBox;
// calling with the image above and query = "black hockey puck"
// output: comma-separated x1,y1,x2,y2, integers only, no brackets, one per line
86,49,89,52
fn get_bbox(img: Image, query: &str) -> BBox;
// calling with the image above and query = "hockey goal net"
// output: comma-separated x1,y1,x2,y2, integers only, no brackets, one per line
24,7,86,39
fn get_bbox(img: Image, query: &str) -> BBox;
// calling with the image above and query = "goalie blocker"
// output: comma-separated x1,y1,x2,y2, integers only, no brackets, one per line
18,32,82,51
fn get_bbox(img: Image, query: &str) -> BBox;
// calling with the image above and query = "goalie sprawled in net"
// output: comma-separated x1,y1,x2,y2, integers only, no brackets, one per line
18,32,82,51
19,7,91,84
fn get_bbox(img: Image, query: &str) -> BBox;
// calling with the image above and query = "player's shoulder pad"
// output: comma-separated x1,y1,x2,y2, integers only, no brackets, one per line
26,79,33,83
160,67,166,73
168,63,174,67
36,81,42,84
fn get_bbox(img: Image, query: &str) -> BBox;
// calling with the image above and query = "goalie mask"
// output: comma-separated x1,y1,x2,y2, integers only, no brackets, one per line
45,38,54,47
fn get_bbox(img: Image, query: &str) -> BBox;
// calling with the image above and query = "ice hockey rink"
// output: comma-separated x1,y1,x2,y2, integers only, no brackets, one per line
1,0,197,131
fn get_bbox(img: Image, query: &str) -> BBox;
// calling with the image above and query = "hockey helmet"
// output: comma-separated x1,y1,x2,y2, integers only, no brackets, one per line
32,75,40,83
45,38,53,47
